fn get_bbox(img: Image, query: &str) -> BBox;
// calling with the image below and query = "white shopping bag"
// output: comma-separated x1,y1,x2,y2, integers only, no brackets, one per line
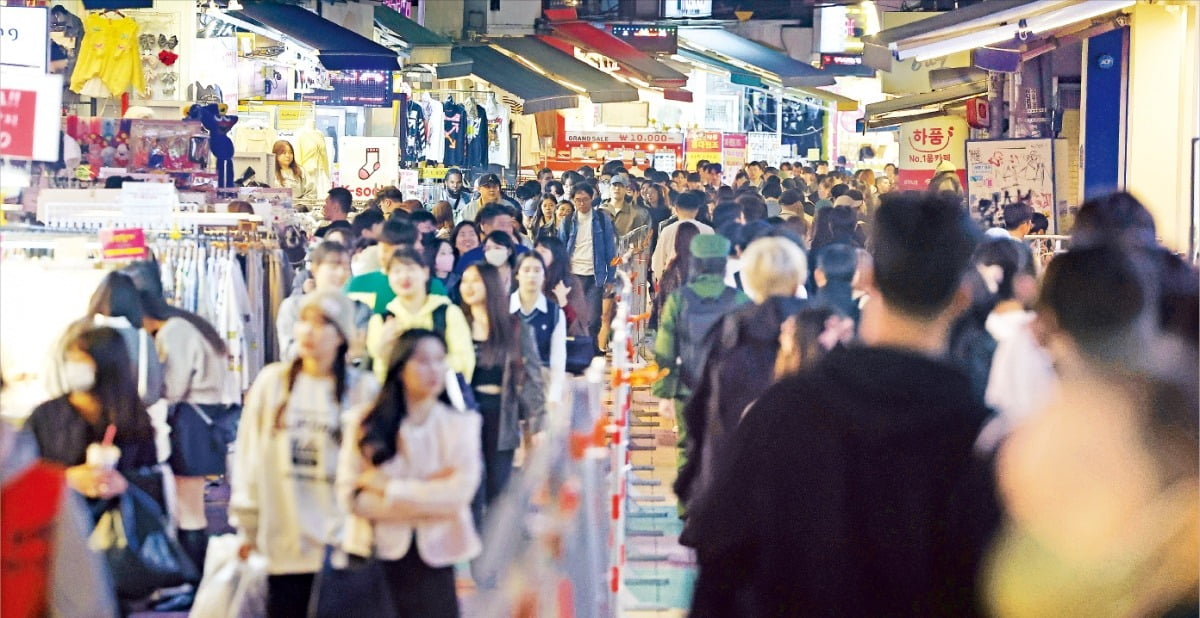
189,535,267,618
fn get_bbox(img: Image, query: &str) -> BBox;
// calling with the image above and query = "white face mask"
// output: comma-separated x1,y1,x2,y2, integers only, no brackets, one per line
484,248,510,267
63,360,96,393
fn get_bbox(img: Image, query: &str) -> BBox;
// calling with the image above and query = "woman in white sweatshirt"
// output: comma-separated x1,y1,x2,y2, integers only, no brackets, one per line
338,328,482,616
230,290,378,617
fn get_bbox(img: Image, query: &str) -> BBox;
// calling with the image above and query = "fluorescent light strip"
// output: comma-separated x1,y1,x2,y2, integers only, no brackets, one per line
905,0,1134,62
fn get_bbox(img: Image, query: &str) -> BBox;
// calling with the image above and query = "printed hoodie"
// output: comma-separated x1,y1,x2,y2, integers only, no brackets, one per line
364,294,475,384
228,363,379,575
686,346,1000,617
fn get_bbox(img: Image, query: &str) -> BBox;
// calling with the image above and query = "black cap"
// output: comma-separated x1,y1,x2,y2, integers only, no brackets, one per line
478,173,501,187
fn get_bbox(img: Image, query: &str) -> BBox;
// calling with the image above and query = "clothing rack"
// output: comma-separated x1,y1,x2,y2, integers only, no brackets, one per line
415,89,497,101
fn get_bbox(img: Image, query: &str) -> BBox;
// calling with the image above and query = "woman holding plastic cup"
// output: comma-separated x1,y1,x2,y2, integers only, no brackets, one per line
26,325,158,500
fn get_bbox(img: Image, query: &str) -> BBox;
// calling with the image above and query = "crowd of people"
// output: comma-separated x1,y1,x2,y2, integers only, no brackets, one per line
1,154,1196,617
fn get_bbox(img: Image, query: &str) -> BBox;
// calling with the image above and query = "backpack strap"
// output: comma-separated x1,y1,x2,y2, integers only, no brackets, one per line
432,304,448,338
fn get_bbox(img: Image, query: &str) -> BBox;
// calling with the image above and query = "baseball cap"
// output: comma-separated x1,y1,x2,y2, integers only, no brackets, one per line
610,173,630,186
478,173,501,187
299,290,357,343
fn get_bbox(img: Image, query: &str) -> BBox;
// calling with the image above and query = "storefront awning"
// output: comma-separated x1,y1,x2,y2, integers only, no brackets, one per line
229,3,400,71
862,0,1133,70
374,6,452,66
489,36,639,105
676,48,765,88
678,28,835,88
677,47,858,111
544,17,688,88
862,81,986,130
437,46,579,114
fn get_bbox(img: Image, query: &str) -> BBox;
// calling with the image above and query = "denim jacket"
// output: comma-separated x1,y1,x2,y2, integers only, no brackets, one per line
559,208,617,286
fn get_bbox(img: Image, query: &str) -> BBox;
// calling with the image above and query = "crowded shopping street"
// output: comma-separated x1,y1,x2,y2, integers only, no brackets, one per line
0,0,1197,616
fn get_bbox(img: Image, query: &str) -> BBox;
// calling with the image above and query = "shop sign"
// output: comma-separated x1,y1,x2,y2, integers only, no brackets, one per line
119,181,178,226
0,87,36,159
563,131,683,145
966,97,990,129
746,131,782,168
820,53,863,68
301,70,394,108
721,132,747,183
98,228,148,261
661,0,711,19
337,136,399,200
878,12,970,95
608,25,677,55
0,6,48,73
965,138,1063,232
815,4,872,54
684,129,721,171
896,115,967,191
398,169,420,200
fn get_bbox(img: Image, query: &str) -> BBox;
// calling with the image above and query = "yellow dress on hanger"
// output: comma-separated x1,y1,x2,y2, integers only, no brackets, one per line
70,13,146,98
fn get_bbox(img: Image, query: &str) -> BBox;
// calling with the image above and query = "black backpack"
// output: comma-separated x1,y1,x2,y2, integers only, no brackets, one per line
676,286,740,390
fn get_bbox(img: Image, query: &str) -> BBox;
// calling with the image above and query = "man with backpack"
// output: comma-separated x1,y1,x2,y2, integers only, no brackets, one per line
652,234,748,492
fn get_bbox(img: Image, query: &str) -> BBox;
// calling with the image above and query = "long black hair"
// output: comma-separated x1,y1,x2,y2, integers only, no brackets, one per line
462,263,521,367
534,235,570,296
358,329,449,465
124,260,227,355
86,271,143,325
273,314,350,431
70,326,154,441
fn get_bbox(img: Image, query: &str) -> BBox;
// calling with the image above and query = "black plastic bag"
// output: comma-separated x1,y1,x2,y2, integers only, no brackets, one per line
89,484,199,600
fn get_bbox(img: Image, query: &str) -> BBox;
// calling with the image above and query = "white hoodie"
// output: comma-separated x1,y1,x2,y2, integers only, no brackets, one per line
984,310,1057,427
229,362,379,575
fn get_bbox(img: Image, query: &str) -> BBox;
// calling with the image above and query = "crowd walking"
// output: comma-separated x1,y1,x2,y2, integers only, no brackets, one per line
2,156,1197,618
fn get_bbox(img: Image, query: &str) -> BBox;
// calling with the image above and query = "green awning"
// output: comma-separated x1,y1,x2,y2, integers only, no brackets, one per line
374,6,452,65
676,48,764,88
438,46,579,114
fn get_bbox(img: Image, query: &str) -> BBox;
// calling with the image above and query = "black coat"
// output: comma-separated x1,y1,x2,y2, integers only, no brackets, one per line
685,346,999,617
673,296,805,508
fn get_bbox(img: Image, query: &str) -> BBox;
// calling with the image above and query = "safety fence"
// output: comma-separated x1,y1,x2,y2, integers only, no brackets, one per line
466,222,675,616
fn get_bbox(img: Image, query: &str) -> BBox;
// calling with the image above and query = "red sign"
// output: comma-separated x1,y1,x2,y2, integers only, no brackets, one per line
966,96,990,129
98,228,148,261
0,88,37,159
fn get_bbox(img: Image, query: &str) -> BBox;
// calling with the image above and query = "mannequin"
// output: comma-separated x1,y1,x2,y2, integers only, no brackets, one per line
293,119,331,196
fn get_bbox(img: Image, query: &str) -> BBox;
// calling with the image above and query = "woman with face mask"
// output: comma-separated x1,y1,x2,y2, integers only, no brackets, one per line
481,230,517,291
511,253,567,402
337,329,482,616
230,291,379,618
459,263,545,528
27,326,158,502
46,272,164,407
365,247,474,385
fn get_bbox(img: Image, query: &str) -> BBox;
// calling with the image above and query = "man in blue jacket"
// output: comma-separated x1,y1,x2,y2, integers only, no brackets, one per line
560,183,617,354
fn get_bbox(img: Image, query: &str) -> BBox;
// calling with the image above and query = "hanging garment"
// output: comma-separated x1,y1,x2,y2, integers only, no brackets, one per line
405,100,427,162
442,101,466,167
466,103,489,169
232,124,277,154
484,97,510,168
70,13,145,97
420,95,445,164
295,128,331,193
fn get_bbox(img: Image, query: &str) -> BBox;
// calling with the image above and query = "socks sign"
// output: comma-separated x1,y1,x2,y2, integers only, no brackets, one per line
335,136,399,199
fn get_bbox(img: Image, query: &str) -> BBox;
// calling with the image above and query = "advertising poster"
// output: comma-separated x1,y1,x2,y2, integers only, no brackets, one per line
684,129,721,171
721,132,747,184
746,132,783,168
965,138,1066,232
896,115,967,191
337,136,399,200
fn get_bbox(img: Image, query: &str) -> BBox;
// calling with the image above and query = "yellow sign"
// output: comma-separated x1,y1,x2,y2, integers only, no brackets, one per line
878,12,971,95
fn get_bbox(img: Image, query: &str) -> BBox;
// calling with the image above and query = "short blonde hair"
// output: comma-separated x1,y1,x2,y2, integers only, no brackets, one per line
741,237,808,303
